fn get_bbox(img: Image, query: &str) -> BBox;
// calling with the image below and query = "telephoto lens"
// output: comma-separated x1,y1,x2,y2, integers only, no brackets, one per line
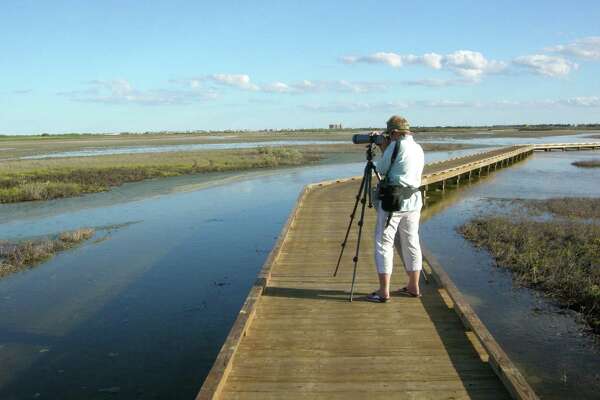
352,133,386,145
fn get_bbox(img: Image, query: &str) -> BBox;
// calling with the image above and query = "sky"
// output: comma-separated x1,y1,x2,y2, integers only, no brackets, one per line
2,0,600,134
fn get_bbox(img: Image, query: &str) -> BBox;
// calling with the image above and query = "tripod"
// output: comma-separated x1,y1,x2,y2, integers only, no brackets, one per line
333,142,380,301
333,141,429,302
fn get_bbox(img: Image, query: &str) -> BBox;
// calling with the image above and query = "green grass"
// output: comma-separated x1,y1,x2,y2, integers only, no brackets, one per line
572,159,600,168
0,142,478,203
0,228,95,279
459,198,600,333
0,147,317,203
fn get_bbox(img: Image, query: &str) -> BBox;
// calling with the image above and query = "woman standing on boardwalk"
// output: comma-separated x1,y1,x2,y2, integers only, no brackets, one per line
367,115,425,303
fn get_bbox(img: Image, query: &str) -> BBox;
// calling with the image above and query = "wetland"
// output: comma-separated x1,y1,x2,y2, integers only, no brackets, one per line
0,130,599,399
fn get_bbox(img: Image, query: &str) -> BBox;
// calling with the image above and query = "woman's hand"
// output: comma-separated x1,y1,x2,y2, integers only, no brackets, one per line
370,131,390,152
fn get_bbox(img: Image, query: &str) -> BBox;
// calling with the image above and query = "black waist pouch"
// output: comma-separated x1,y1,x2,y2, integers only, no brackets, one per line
378,182,419,212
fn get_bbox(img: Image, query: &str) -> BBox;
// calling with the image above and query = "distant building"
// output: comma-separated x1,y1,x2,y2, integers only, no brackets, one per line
328,123,343,129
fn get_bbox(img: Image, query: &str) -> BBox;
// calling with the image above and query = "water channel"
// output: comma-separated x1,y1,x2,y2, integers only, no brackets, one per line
0,136,599,399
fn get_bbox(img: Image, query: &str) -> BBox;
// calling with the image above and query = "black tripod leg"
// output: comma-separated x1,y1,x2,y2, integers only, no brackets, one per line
349,175,370,302
333,169,367,277
366,170,373,208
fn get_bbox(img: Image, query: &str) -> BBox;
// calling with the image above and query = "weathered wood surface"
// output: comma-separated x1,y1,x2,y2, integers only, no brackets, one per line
422,250,538,400
197,145,548,400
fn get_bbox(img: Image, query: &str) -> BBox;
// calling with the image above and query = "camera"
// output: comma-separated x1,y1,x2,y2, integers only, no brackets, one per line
352,132,388,145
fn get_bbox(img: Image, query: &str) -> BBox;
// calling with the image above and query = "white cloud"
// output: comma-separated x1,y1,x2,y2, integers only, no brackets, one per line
59,79,217,105
487,98,600,108
422,53,444,69
263,79,387,94
341,52,405,67
402,79,452,87
420,100,477,108
443,50,507,81
302,101,408,113
342,51,445,70
179,75,385,94
561,96,600,107
262,82,293,93
342,50,506,82
513,54,578,77
322,80,387,93
259,79,386,94
546,36,600,60
209,74,259,91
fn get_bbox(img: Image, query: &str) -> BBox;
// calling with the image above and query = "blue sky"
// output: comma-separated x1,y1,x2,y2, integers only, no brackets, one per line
2,0,600,134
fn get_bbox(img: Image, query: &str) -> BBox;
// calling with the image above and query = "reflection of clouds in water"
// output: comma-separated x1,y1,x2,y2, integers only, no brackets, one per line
462,292,483,307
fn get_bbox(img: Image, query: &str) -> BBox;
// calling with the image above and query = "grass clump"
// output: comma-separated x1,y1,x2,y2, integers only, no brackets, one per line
0,228,95,279
459,199,600,333
572,159,600,168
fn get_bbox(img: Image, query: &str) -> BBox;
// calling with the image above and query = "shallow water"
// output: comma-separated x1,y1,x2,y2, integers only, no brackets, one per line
420,131,599,146
19,140,343,159
0,146,598,399
420,150,600,399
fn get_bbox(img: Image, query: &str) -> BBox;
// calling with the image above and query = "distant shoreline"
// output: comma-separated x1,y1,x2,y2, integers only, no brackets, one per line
2,124,600,138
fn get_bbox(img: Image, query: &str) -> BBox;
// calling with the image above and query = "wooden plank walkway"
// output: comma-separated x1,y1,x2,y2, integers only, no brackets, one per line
197,143,599,400
532,142,600,151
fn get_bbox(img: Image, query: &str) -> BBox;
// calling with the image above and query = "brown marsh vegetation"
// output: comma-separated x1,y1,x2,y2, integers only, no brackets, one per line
460,198,600,333
0,228,95,279
572,159,600,168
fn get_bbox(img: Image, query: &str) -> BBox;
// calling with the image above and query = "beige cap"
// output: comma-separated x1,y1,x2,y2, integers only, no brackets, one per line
386,115,410,133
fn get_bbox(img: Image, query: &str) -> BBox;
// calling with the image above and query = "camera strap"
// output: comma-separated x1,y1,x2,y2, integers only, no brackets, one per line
384,140,400,228
390,139,400,166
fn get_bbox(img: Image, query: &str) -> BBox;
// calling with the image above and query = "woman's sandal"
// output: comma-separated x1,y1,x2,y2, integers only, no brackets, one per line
366,292,391,303
397,286,422,298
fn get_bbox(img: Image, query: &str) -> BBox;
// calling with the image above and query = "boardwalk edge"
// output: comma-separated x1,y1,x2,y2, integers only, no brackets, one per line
195,185,312,400
422,247,539,400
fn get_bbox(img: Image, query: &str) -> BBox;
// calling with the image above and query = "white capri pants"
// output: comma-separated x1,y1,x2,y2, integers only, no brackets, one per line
374,203,422,275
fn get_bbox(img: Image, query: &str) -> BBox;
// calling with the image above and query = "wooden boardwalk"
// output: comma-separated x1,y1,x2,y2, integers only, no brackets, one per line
197,143,599,400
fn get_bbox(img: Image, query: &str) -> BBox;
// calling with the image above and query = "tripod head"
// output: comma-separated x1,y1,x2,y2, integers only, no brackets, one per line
364,143,381,183
365,142,376,162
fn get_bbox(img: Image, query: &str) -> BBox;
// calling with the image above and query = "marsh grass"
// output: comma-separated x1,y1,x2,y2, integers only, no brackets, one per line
0,141,479,203
0,228,95,279
572,159,600,168
0,147,316,203
460,198,600,333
